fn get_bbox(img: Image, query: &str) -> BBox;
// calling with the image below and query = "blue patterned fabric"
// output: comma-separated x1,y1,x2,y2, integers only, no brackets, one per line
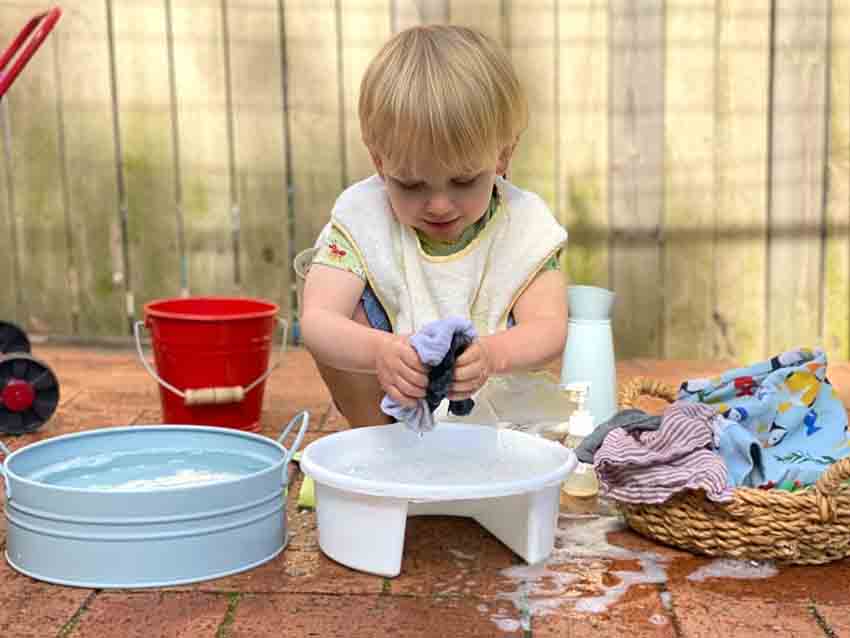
678,348,850,488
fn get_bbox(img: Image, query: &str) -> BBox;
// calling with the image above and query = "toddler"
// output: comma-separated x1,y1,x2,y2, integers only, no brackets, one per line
300,24,568,427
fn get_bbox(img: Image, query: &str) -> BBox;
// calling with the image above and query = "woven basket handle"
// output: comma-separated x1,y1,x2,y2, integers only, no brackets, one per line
619,376,678,409
814,455,850,522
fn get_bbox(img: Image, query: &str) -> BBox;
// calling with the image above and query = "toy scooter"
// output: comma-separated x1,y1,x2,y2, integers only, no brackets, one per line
0,8,63,433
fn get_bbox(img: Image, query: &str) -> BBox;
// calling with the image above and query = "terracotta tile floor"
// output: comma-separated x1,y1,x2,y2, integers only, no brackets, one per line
1,346,849,637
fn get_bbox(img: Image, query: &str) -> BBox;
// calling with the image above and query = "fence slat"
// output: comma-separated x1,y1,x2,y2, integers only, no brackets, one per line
171,1,235,296
559,0,609,288
0,3,72,336
286,0,345,260
56,0,125,336
824,0,850,359
392,0,449,30
768,0,829,353
341,1,391,184
609,0,665,358
664,0,716,359
228,1,290,315
449,0,503,41
712,0,771,362
112,0,182,316
506,1,557,214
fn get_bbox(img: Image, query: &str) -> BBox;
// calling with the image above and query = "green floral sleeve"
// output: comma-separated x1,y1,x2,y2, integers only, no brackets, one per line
311,226,366,280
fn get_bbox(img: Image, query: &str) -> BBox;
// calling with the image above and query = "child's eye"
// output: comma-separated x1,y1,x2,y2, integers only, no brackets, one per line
452,175,479,187
394,179,423,191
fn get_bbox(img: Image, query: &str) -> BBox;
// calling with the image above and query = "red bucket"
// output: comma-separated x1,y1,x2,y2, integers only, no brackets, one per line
137,297,284,432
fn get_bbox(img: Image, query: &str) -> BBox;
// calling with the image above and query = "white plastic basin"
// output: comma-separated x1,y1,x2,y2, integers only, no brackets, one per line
300,422,577,577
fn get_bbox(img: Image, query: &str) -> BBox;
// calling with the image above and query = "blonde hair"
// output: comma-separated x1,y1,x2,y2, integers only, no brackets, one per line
359,25,527,174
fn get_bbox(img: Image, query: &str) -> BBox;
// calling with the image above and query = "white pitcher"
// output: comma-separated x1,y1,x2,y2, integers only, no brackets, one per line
560,285,617,427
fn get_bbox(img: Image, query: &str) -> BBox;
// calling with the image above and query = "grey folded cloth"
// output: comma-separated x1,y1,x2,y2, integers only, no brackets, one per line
574,408,662,464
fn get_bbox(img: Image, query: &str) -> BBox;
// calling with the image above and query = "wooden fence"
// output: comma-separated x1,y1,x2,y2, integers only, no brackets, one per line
0,0,847,362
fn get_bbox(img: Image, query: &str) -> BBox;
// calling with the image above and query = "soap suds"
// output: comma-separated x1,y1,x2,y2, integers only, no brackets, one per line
687,559,777,582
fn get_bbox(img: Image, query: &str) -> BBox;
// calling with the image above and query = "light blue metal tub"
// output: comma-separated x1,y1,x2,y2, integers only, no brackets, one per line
0,411,308,588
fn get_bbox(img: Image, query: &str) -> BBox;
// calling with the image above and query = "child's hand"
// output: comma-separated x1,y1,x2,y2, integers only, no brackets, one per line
376,334,428,407
449,339,493,400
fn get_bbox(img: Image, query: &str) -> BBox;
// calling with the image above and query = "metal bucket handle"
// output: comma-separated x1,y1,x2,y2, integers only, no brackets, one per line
0,440,11,500
133,317,288,406
277,411,309,483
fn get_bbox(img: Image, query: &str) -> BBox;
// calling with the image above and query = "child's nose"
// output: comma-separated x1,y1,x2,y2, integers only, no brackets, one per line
426,191,452,214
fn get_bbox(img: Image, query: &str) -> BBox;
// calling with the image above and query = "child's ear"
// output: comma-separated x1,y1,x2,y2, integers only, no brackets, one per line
495,142,517,176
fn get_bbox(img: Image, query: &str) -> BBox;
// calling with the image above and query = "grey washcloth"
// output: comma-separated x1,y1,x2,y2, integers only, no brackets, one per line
575,408,662,464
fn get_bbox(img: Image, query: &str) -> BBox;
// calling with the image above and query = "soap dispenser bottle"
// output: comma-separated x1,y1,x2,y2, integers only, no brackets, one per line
560,382,599,499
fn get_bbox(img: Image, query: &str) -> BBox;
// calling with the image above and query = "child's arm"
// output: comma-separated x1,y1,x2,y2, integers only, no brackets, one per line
450,269,567,398
300,264,427,406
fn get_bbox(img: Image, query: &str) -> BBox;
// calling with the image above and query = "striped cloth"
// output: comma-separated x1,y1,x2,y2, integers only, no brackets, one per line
594,401,734,504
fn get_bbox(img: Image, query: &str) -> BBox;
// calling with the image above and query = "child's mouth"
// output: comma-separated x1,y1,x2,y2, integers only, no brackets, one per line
425,218,458,230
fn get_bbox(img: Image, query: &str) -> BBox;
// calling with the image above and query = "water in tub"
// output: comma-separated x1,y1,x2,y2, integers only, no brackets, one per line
29,448,270,490
341,427,561,485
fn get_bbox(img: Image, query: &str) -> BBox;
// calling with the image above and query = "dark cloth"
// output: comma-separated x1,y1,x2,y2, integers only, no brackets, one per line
575,408,662,464
425,332,475,416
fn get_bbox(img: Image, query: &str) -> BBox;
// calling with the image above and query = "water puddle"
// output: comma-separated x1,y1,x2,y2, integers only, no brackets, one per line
469,513,779,633
687,559,778,581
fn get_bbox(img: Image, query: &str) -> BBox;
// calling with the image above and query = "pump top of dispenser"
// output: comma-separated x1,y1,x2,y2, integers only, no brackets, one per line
562,382,594,437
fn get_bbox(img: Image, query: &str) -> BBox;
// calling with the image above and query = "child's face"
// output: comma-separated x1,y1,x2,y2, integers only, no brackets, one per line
371,147,511,242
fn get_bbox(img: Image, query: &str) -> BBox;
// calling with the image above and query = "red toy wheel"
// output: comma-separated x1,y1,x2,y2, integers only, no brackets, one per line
0,353,59,434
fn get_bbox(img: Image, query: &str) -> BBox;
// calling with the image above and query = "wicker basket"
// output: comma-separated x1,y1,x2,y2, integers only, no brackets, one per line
614,376,850,565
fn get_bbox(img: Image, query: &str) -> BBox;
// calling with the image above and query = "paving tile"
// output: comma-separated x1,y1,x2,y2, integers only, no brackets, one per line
253,407,318,442
229,593,525,638
167,545,383,595
22,405,144,442
0,558,92,637
825,363,850,406
665,556,850,606
261,423,331,451
74,592,229,638
392,516,514,596
263,349,333,407
286,494,320,552
0,488,5,547
321,401,353,430
604,524,696,563
813,602,850,637
622,360,736,386
131,409,162,425
670,589,821,638
532,591,676,637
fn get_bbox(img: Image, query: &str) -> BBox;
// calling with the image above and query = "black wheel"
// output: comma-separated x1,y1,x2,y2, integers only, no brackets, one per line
0,354,60,434
0,321,30,354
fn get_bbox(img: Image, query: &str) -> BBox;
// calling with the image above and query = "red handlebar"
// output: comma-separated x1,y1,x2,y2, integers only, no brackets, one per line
0,6,62,100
